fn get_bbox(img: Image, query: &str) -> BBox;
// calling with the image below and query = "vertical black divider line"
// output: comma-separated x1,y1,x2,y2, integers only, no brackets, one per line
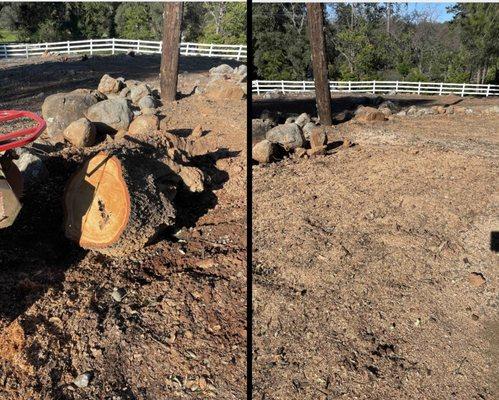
246,0,253,398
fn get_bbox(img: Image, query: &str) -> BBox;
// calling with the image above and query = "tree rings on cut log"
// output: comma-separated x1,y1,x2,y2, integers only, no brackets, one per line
64,147,177,256
64,152,131,251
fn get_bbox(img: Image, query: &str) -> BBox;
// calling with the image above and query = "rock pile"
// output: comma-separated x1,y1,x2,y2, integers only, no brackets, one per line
252,111,333,164
196,63,247,101
41,74,165,146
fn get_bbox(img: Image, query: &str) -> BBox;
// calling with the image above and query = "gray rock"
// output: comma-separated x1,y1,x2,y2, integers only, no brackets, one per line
125,79,142,88
41,90,100,137
234,65,247,76
378,100,399,112
252,140,276,164
266,123,304,150
396,110,407,117
295,113,311,128
13,151,48,184
252,119,274,141
407,105,418,116
284,117,296,124
130,83,151,104
63,118,96,147
85,99,133,134
302,121,317,140
209,64,234,76
119,87,131,98
73,372,92,388
138,95,156,110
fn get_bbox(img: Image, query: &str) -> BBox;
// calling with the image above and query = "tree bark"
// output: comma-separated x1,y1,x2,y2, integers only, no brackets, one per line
306,3,333,126
160,2,183,103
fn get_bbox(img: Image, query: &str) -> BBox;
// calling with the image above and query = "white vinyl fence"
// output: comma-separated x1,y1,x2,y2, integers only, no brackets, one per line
0,38,247,61
253,80,499,97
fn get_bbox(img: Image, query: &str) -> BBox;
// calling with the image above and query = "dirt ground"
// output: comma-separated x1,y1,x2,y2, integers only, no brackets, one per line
0,54,246,399
253,96,498,399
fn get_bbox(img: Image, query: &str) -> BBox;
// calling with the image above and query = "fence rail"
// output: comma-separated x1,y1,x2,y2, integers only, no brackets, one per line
0,38,247,61
253,80,499,97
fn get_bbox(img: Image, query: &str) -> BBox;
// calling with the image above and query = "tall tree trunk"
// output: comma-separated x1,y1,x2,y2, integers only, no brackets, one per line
306,3,332,126
160,2,183,103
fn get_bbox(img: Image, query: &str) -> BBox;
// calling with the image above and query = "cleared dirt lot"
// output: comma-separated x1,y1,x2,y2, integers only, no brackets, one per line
253,97,498,399
0,54,246,399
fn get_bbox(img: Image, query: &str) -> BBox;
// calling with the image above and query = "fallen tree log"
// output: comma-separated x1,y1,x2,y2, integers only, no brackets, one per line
63,133,203,256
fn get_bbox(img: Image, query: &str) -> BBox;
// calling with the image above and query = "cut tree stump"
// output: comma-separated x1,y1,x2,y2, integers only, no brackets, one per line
64,139,184,256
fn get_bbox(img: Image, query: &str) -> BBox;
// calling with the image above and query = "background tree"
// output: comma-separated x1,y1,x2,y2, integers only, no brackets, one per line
253,2,498,84
0,1,246,45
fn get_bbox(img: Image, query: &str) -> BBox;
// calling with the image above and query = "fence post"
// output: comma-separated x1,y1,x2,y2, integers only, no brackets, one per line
90,39,93,56
439,82,443,95
112,38,115,55
486,84,490,97
348,81,351,92
25,44,28,59
372,80,376,94
209,44,213,57
417,82,421,95
67,41,70,54
185,43,190,55
256,81,260,95
236,45,242,61
159,40,162,54
461,83,465,97
303,81,306,92
395,81,399,93
137,39,140,53
2,44,7,59
281,81,285,94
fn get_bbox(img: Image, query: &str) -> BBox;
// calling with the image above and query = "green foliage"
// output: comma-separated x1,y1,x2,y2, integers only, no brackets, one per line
253,4,311,80
115,3,157,40
0,2,246,45
253,2,499,84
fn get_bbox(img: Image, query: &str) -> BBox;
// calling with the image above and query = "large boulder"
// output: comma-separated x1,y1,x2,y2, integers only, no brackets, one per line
252,140,276,164
41,90,100,137
355,106,386,122
302,121,317,140
128,114,159,136
97,74,123,94
266,123,304,150
205,80,246,101
209,64,234,76
130,83,151,104
85,99,133,134
63,118,96,147
295,113,311,128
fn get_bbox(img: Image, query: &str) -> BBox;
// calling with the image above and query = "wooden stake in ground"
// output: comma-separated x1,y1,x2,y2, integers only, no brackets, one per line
306,3,333,125
160,2,183,102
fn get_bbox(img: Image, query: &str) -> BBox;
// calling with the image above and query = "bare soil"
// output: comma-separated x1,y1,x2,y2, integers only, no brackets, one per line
253,96,499,399
0,54,246,399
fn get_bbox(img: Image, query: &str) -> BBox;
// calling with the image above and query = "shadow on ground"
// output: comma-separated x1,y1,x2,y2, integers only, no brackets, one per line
0,54,244,109
0,155,86,323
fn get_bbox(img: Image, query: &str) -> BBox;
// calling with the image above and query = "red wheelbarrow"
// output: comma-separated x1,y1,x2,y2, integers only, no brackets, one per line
0,110,46,228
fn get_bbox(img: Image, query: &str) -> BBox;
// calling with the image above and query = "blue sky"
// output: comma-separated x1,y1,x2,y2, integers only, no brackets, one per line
405,3,456,22
326,3,457,23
